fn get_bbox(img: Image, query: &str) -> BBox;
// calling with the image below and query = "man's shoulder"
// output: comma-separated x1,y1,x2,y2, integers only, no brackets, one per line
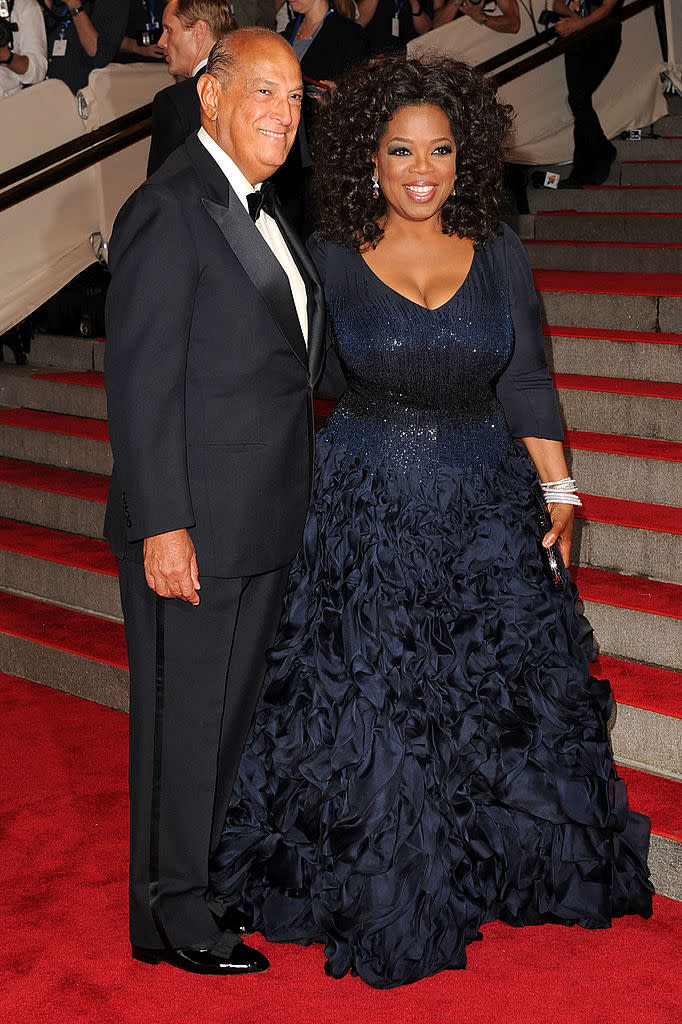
153,73,202,116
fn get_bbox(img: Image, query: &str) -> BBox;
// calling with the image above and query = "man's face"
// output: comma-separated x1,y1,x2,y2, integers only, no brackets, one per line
158,0,200,78
211,41,303,186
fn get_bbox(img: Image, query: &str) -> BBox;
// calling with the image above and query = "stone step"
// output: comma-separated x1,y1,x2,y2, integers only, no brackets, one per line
531,212,682,244
29,333,105,371
617,765,682,901
0,455,107,538
564,430,682,507
574,494,682,585
553,375,682,442
527,184,682,215
620,160,682,187
0,589,127,710
543,327,682,385
603,655,681,781
525,240,682,274
0,366,107,419
533,269,682,332
0,517,120,619
571,565,682,671
0,407,112,475
614,138,682,161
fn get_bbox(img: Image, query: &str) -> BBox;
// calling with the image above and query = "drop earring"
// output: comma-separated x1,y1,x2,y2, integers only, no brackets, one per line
451,173,458,197
372,174,380,199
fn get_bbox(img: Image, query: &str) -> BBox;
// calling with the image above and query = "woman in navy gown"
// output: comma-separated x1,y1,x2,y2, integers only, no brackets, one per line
211,54,653,989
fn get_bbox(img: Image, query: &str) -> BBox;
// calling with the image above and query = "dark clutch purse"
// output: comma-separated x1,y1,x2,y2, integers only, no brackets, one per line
532,482,569,591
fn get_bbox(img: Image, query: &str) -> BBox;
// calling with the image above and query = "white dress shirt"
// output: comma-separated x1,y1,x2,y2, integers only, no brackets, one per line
197,127,309,346
0,0,48,99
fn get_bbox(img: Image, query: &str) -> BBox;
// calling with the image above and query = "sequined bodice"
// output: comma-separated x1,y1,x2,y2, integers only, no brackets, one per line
323,242,515,471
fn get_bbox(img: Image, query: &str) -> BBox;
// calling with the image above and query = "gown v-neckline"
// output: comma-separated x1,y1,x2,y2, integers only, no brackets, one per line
359,247,477,312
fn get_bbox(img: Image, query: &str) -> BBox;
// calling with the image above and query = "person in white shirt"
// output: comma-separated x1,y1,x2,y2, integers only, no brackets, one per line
0,0,47,99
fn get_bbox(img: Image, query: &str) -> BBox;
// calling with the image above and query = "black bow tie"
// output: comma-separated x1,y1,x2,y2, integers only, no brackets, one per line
247,181,277,222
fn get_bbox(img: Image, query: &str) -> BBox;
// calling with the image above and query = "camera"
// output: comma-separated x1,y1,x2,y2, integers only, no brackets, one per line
0,0,18,50
538,9,561,26
136,25,162,47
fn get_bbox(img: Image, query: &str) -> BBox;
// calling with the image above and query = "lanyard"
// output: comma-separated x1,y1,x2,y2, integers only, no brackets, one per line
141,0,158,28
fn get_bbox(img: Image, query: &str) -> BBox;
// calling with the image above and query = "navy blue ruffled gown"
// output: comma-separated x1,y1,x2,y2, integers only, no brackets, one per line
211,225,653,989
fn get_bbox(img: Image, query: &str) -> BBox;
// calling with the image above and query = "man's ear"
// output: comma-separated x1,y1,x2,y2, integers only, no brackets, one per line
197,72,219,122
192,18,209,51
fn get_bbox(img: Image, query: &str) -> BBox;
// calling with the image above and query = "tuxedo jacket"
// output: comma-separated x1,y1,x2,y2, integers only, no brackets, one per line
104,133,326,579
146,70,203,178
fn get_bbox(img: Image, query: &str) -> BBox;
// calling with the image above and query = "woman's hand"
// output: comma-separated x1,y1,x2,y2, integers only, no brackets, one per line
542,503,575,567
555,16,581,36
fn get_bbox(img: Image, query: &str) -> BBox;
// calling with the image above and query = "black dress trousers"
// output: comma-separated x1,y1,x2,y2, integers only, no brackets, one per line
564,27,622,184
119,557,290,950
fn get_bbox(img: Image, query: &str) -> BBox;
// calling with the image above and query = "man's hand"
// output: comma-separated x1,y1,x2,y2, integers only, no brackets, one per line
143,529,201,605
0,44,10,62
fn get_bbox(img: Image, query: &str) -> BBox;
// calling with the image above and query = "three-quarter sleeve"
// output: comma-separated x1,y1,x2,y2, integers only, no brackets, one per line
495,224,564,441
306,235,348,400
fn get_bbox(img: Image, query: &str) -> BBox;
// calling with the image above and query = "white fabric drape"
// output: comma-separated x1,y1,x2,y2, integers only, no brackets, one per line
409,1,666,165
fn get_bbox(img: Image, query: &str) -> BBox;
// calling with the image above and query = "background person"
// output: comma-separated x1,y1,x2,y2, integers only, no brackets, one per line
356,0,433,55
549,0,624,187
433,0,520,33
0,0,47,97
276,0,369,233
146,0,234,176
117,0,167,62
211,51,653,989
41,0,128,94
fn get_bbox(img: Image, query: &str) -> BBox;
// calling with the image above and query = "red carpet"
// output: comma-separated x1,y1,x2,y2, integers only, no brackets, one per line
528,240,682,250
577,494,682,535
617,766,682,843
597,655,682,719
570,565,682,619
552,374,682,399
0,671,680,1024
31,370,105,388
538,211,682,219
0,592,127,667
0,517,117,575
543,325,681,344
0,455,108,501
564,429,682,462
0,407,109,441
532,269,682,296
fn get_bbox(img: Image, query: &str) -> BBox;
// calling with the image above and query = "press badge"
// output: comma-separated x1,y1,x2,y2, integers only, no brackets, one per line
391,15,400,36
53,38,67,56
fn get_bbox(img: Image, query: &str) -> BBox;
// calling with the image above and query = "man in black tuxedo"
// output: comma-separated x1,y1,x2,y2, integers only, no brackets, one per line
146,0,234,177
105,27,325,975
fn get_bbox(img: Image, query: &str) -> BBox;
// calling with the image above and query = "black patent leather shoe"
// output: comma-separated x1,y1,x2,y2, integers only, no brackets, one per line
131,941,269,975
215,905,255,936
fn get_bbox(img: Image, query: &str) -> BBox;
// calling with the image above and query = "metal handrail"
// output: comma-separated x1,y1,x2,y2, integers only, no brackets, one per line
0,0,660,215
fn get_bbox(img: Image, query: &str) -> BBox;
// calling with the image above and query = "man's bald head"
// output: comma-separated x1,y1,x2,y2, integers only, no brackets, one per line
197,29,303,186
205,28,296,88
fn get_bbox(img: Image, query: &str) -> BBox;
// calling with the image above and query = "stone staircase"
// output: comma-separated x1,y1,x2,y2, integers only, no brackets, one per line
0,102,680,902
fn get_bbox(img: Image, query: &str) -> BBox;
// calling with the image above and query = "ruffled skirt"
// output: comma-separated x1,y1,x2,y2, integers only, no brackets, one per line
211,416,653,989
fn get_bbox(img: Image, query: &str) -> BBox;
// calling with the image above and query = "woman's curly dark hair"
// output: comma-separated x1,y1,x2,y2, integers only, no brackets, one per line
310,52,514,250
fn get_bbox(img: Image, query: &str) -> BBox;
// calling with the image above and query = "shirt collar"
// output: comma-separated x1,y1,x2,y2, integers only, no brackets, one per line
192,58,209,77
197,127,262,212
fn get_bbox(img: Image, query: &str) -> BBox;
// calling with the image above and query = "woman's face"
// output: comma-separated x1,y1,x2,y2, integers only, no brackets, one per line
373,103,457,225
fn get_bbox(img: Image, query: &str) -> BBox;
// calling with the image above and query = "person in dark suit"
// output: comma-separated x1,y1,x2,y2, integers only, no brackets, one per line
146,0,234,177
104,26,326,976
276,0,370,233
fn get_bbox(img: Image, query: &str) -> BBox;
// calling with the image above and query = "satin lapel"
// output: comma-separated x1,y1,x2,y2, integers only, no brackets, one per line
187,136,309,371
273,202,326,386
